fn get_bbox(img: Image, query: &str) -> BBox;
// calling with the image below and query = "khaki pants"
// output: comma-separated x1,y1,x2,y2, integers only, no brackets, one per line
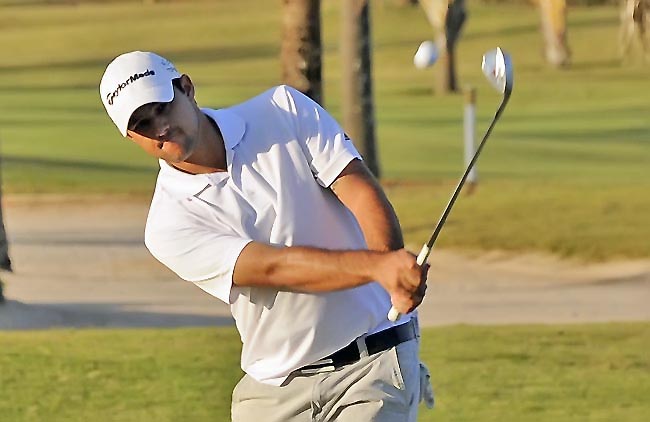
231,339,421,422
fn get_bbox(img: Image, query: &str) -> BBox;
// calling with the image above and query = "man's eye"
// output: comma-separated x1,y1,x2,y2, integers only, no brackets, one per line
135,119,151,132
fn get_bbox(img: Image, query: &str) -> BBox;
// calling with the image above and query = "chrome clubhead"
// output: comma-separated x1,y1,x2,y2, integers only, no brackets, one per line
481,47,513,98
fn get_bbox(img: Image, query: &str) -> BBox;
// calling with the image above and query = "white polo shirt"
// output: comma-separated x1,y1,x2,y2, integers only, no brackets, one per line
145,85,408,385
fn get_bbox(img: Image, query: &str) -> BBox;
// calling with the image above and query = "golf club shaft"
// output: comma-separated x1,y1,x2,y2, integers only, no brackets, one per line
387,90,512,322
421,90,511,255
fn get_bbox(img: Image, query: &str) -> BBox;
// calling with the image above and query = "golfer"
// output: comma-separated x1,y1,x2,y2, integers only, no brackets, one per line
100,51,433,421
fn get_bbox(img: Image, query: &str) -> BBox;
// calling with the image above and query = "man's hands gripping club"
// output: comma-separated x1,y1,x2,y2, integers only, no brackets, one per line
374,249,429,315
233,243,428,315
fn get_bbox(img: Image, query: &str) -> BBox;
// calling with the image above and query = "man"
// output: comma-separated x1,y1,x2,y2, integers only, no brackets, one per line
100,51,433,421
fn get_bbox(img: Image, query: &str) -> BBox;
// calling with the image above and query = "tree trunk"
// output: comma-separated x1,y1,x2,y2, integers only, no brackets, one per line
619,0,650,62
0,204,10,274
281,0,323,104
0,147,11,304
341,0,380,178
419,0,466,94
539,0,571,68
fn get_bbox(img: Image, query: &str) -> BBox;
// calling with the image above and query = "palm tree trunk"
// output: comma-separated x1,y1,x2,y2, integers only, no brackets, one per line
281,0,323,104
420,0,466,94
0,146,11,304
341,0,380,177
539,0,571,67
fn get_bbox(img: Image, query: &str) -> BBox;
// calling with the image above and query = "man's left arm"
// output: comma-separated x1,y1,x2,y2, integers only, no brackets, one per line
331,158,404,252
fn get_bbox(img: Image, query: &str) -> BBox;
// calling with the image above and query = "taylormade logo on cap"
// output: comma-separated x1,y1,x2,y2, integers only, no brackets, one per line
106,69,156,106
99,51,181,136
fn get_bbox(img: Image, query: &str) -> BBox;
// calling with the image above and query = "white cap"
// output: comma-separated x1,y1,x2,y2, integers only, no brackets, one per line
99,51,182,136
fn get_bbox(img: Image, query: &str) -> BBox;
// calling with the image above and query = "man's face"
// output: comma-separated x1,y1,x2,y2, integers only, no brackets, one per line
126,76,200,163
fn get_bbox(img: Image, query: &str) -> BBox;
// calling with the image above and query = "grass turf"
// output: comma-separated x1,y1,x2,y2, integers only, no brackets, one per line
0,1,648,260
0,323,648,421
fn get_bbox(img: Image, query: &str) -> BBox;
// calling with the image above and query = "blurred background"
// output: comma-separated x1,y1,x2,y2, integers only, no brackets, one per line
0,1,648,421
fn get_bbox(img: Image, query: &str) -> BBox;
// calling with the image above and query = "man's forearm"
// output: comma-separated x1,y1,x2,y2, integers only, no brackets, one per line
233,242,382,292
233,243,425,315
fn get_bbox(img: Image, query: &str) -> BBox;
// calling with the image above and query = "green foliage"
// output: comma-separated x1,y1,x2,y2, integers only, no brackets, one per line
0,324,648,421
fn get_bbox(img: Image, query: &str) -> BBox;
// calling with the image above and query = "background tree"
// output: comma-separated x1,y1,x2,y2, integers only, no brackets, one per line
0,146,11,304
419,0,467,94
281,0,323,104
341,0,380,177
538,0,571,67
619,0,649,62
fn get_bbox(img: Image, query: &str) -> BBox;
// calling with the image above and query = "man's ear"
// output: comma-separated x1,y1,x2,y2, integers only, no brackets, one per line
178,74,195,99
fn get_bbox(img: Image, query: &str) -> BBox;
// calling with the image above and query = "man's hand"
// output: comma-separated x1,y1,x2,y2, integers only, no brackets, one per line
373,249,429,314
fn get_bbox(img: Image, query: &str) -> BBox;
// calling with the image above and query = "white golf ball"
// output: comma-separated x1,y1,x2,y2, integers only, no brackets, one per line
413,41,438,69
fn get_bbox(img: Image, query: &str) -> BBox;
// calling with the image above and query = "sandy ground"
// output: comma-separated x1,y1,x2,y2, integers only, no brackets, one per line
0,195,648,329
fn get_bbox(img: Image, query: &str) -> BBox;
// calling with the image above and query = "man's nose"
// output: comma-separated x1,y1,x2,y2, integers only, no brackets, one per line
154,119,170,140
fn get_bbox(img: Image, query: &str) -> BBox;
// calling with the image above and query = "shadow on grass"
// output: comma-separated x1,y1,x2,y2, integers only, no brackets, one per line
0,83,97,93
464,23,539,41
9,236,144,246
569,15,618,29
0,300,234,330
503,105,648,123
570,59,622,70
0,43,278,75
502,127,649,144
1,155,153,174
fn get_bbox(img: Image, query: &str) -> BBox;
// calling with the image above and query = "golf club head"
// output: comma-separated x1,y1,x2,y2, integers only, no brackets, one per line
481,47,513,99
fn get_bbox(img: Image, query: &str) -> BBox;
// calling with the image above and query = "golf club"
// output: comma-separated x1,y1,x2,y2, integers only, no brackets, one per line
388,47,514,322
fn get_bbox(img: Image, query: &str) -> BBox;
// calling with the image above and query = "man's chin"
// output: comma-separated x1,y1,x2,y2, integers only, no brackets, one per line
161,144,190,163
165,153,190,164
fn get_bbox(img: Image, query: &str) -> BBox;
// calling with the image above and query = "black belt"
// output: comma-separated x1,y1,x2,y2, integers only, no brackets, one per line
298,319,417,373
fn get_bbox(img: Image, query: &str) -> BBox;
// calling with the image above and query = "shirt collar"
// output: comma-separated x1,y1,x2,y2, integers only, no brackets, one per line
202,107,246,151
156,107,247,200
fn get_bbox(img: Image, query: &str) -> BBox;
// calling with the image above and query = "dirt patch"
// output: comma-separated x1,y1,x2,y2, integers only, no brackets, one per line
0,195,648,329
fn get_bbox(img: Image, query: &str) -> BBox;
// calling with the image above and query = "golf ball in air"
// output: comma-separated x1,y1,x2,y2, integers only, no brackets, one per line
413,41,438,69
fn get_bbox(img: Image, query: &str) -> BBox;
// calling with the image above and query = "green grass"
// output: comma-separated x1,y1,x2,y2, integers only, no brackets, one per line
0,324,648,421
0,1,648,260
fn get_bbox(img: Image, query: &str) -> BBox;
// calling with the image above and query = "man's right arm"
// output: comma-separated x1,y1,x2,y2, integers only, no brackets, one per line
233,242,426,314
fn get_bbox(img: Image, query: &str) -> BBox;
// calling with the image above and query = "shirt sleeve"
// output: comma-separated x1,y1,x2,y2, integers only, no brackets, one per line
144,201,252,304
273,85,362,187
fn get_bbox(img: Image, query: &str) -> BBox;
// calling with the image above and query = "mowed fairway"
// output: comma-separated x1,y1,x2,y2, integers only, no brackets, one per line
0,324,648,421
0,1,648,260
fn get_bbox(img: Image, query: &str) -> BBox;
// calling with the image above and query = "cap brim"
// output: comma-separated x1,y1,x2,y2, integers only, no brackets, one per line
115,83,175,136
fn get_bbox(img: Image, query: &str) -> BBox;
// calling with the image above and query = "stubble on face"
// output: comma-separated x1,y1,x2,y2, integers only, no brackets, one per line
126,87,200,163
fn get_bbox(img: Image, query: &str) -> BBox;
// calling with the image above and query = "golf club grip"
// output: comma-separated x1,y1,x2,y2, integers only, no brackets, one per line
387,244,431,322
